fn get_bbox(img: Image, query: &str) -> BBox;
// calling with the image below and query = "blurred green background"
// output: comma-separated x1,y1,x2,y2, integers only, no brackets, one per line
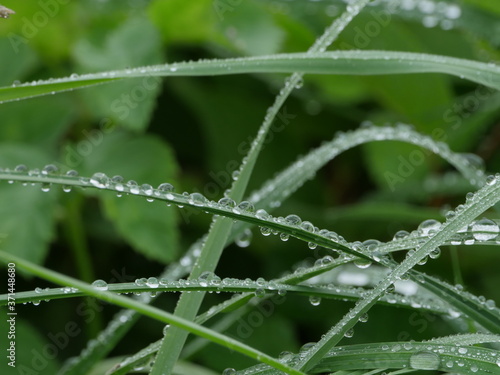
0,0,499,373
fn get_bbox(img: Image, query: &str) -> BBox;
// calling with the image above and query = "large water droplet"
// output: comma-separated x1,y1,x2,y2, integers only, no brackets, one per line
235,229,252,248
146,277,159,288
157,182,175,199
42,164,58,175
285,214,302,226
189,192,208,207
260,226,271,236
218,197,236,209
255,209,271,221
90,173,110,189
127,180,140,194
222,369,236,375
234,201,255,214
354,258,372,269
198,272,214,287
92,279,108,291
14,164,28,173
300,221,315,233
418,219,442,236
409,352,440,370
309,296,321,306
471,218,499,241
279,233,289,242
141,184,154,200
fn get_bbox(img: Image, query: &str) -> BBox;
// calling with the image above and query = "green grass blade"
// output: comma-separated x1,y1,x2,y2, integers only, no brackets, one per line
294,175,500,372
0,250,306,375
1,51,499,104
127,3,373,372
409,271,500,334
239,341,500,374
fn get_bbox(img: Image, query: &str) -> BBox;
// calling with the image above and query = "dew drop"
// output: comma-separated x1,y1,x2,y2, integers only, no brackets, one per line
393,230,409,240
486,175,496,186
285,214,301,226
354,258,372,269
260,226,272,236
358,313,369,323
92,279,108,291
309,296,321,306
300,342,316,353
146,277,159,288
90,173,110,189
254,288,265,298
135,278,147,287
279,233,289,242
418,219,442,236
222,368,236,375
162,324,170,335
255,208,271,220
218,197,236,209
189,192,208,207
42,164,58,175
127,180,140,194
471,218,499,241
35,287,43,293
409,352,440,370
235,229,252,248
157,183,175,200
14,164,28,173
429,248,441,259
234,201,255,214
300,221,315,233
141,183,154,196
198,271,214,287
344,328,354,338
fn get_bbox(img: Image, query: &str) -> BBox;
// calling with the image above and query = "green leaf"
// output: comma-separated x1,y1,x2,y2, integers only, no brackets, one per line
79,131,179,263
0,38,38,86
0,95,74,149
72,16,164,132
0,145,57,269
218,1,285,55
148,0,216,44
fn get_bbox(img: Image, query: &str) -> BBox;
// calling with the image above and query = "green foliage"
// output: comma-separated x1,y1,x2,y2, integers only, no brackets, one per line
0,1,499,375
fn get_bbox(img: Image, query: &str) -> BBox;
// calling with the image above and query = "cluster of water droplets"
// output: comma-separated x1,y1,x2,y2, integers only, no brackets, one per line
375,0,462,30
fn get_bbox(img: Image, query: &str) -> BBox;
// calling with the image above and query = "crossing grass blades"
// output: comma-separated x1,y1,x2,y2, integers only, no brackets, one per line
0,1,499,374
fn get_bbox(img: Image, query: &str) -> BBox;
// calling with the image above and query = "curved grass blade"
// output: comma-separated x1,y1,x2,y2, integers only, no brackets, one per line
0,250,307,375
1,51,499,104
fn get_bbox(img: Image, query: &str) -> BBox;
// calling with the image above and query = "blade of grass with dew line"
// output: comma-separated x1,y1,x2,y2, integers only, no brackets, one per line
1,51,499,104
0,250,307,375
2,268,452,315
22,118,491,373
293,174,500,372
134,2,374,372
238,341,500,375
